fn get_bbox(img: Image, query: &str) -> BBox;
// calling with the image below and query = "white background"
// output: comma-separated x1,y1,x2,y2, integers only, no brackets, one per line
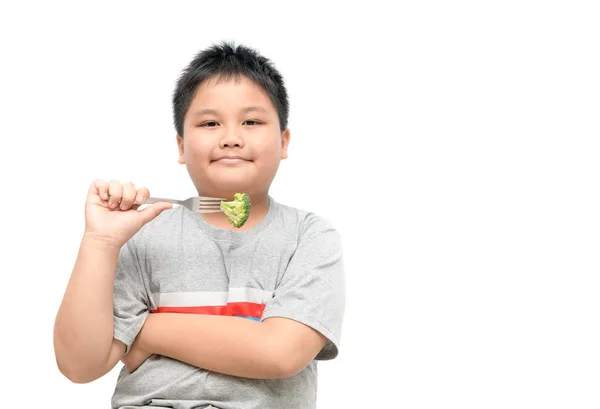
0,1,598,408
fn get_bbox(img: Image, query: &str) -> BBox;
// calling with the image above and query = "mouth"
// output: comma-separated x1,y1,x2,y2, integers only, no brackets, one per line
212,156,251,165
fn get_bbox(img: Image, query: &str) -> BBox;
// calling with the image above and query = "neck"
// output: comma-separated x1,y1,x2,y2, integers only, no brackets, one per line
199,192,270,231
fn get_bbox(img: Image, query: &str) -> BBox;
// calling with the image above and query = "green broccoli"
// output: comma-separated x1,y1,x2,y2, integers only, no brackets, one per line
220,193,251,228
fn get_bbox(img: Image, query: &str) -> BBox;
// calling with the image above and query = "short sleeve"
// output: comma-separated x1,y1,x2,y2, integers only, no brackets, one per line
261,223,345,360
113,238,150,354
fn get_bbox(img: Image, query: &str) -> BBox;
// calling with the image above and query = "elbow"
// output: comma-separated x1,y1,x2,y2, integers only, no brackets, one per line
53,329,112,384
275,362,302,379
274,357,306,379
261,338,317,379
56,360,97,384
54,343,96,384
54,343,106,384
64,372,94,384
269,350,308,379
57,359,110,384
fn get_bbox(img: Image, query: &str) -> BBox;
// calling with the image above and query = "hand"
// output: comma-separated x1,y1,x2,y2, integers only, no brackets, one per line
84,179,172,248
121,337,153,373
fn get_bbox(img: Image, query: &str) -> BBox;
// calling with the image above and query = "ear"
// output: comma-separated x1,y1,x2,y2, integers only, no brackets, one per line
281,129,290,160
176,135,185,164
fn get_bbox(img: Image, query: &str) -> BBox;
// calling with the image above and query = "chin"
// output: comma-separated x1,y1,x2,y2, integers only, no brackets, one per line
210,178,253,195
207,168,252,187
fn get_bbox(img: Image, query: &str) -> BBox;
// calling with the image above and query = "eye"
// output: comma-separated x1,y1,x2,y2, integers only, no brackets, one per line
200,121,220,127
243,120,262,126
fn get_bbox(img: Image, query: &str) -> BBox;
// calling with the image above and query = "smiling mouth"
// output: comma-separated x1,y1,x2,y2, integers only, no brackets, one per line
213,157,251,164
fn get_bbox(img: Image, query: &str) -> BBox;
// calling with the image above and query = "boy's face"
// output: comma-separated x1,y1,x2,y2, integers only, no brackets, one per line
177,75,289,198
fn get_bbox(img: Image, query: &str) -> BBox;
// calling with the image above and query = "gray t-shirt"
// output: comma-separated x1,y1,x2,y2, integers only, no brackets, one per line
110,197,345,409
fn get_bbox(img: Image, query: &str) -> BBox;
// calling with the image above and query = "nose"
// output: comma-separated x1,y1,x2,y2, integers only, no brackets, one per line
219,130,244,149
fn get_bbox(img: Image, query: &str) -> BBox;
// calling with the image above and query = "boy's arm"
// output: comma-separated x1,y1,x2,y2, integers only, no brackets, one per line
53,236,125,383
134,313,326,379
54,180,169,383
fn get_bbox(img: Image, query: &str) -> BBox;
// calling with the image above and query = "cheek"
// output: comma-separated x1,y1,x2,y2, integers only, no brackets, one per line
184,139,212,163
254,136,282,158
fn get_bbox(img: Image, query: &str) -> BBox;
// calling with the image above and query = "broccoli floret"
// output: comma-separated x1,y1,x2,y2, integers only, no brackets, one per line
220,193,251,228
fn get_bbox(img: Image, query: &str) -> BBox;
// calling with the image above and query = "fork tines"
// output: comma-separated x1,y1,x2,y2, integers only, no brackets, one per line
198,197,223,214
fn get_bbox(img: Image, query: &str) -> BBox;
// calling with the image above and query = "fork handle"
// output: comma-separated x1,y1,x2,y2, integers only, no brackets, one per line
144,197,183,205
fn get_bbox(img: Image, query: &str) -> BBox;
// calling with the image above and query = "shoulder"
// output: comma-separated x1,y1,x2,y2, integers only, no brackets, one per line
274,201,340,244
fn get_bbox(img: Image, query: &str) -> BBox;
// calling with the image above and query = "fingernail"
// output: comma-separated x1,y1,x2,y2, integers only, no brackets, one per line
136,195,143,203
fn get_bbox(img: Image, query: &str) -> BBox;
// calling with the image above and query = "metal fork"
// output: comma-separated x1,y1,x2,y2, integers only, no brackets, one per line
144,196,225,214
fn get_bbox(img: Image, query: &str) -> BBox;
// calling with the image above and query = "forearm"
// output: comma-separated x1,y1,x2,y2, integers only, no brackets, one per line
139,314,287,379
53,235,121,381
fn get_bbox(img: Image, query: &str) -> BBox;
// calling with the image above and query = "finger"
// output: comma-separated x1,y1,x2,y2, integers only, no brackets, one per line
120,182,137,210
90,179,109,201
134,187,150,205
138,202,172,225
107,180,123,209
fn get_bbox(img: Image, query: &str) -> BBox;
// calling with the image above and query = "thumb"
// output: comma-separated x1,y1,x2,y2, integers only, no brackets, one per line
138,202,173,225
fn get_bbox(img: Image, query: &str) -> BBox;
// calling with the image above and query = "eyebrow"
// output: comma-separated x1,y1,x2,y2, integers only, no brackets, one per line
241,106,269,114
191,106,269,117
191,108,219,117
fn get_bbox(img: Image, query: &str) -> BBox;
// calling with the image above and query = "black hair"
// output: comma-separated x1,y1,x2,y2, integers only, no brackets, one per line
172,41,289,136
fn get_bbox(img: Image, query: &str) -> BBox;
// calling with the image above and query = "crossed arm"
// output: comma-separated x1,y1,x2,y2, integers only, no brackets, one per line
121,313,327,379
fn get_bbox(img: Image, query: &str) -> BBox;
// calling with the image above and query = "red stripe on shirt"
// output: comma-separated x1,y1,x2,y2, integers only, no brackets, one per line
150,301,265,319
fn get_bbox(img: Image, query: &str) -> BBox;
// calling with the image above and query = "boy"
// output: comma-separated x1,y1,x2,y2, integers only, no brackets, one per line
53,42,345,409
